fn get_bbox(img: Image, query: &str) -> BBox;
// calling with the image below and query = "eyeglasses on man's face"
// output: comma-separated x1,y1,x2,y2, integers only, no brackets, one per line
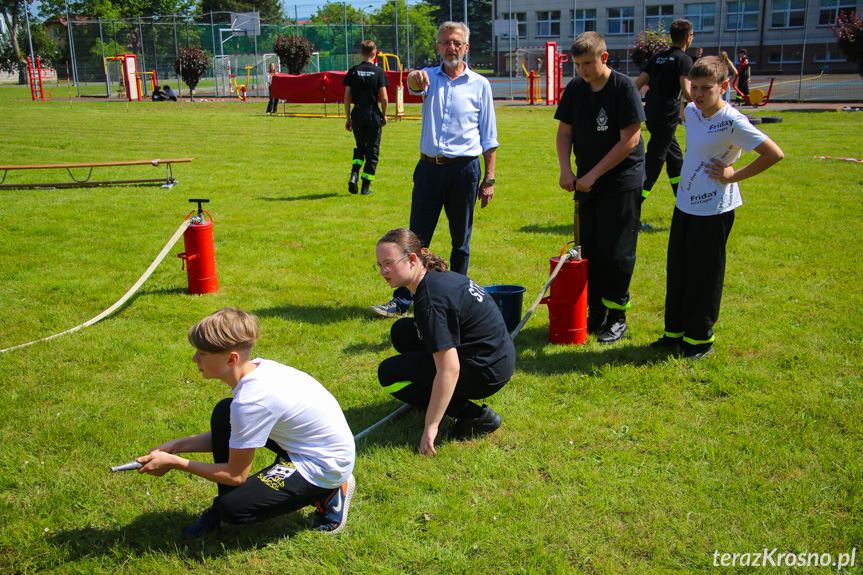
438,40,465,49
373,254,409,273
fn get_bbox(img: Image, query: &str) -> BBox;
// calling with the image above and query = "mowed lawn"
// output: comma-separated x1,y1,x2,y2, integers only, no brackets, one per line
0,97,861,574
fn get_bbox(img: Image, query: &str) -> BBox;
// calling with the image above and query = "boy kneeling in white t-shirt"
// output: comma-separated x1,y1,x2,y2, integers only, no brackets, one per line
651,56,784,359
138,308,356,539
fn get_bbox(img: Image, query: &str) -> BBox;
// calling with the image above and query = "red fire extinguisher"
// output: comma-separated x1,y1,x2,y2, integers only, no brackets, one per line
178,198,219,294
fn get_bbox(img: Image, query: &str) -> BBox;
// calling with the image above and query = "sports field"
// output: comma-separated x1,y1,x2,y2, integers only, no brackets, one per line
0,99,861,574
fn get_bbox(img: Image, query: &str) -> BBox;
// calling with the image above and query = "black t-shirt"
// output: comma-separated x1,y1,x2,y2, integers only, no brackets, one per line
343,61,389,109
554,70,646,193
413,271,515,383
643,46,693,107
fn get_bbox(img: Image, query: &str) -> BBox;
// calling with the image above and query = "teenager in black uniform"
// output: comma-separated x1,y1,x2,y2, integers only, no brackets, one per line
634,19,694,199
375,228,515,456
736,49,750,101
343,40,389,196
555,31,645,344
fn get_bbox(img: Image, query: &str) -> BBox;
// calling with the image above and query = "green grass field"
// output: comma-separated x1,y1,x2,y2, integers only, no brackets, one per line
0,99,861,574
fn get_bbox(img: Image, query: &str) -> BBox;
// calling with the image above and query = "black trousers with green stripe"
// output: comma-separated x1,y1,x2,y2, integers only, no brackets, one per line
644,108,683,195
377,318,509,419
664,207,735,346
351,106,383,178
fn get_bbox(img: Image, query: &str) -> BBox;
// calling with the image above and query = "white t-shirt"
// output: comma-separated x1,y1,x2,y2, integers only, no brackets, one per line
229,359,355,489
677,103,767,216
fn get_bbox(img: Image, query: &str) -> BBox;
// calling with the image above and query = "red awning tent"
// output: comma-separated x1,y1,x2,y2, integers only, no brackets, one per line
269,71,423,105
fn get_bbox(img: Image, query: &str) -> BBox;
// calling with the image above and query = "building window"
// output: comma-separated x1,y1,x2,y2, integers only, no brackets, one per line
646,5,676,30
813,48,847,61
502,12,527,39
571,9,597,36
771,0,806,28
818,0,856,26
727,1,760,30
607,7,635,35
537,11,561,37
767,48,803,64
685,3,716,31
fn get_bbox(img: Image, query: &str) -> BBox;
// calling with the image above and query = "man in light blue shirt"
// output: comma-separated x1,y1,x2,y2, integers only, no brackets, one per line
372,21,499,318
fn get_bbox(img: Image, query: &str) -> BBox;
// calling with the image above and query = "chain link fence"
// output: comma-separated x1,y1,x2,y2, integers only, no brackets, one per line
54,14,425,99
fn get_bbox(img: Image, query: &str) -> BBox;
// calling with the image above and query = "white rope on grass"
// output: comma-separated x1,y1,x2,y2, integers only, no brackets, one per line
1,219,192,354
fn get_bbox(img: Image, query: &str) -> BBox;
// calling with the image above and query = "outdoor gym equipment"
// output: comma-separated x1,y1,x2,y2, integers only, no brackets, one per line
233,65,255,101
26,57,54,101
103,54,141,101
731,73,775,106
376,52,406,119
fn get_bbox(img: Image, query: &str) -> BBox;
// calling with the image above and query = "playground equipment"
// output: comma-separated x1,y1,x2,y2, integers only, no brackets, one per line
523,43,567,105
177,199,219,295
104,54,141,101
26,57,54,101
136,70,159,96
233,65,255,101
376,52,405,118
0,158,193,189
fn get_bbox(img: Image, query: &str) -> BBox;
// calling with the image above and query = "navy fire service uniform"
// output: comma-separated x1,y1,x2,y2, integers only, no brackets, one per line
642,46,693,198
343,61,389,182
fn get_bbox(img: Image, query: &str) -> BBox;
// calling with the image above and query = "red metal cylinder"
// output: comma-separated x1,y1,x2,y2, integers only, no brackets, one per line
178,221,219,294
541,256,588,345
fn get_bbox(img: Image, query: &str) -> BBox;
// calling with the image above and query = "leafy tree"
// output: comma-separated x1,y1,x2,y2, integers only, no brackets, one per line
369,0,438,69
272,34,314,74
0,20,62,84
310,1,361,25
833,11,863,78
38,0,198,20
423,0,492,64
632,24,670,70
175,46,209,98
0,0,27,83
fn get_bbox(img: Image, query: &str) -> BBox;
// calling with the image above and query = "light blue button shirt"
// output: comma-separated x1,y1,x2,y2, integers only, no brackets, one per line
410,65,499,158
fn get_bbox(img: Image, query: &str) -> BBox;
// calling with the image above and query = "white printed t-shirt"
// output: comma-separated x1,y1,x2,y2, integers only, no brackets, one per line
678,103,767,216
229,358,355,489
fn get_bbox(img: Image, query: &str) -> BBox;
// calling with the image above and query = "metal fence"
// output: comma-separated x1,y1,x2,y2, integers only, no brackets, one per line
50,12,863,101
54,14,423,99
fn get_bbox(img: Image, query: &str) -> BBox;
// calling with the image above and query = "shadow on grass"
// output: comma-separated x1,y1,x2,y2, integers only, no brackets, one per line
258,193,338,202
254,303,369,324
342,339,392,355
345,400,422,452
512,326,664,374
519,223,572,236
48,510,310,562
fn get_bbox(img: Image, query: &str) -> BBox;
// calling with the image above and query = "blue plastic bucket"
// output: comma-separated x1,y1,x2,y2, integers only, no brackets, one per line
484,284,527,332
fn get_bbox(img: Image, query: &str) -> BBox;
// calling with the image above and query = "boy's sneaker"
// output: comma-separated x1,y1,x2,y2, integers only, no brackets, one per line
311,475,355,535
597,311,627,344
444,405,502,440
182,505,222,540
650,336,683,350
683,344,715,360
371,299,409,318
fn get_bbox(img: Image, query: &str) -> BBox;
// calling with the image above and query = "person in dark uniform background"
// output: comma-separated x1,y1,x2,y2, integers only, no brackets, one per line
555,31,646,344
635,18,694,200
375,228,515,456
736,48,751,101
343,40,389,196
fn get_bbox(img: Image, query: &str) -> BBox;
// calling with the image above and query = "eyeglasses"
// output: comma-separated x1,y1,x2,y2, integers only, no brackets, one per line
373,254,409,273
438,40,465,49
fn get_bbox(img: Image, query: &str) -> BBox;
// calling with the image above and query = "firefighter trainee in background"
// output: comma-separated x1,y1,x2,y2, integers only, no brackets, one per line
343,40,389,196
635,19,694,200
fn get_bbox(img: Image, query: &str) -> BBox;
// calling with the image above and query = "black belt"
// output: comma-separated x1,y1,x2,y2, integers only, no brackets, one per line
420,153,477,165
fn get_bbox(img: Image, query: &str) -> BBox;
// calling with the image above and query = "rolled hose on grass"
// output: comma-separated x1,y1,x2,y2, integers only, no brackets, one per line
0,219,192,354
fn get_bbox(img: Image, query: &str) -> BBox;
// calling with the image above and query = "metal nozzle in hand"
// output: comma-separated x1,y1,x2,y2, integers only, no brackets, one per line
110,461,143,472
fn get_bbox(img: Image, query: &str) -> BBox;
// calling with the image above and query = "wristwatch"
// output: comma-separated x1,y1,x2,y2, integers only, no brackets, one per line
483,178,496,186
